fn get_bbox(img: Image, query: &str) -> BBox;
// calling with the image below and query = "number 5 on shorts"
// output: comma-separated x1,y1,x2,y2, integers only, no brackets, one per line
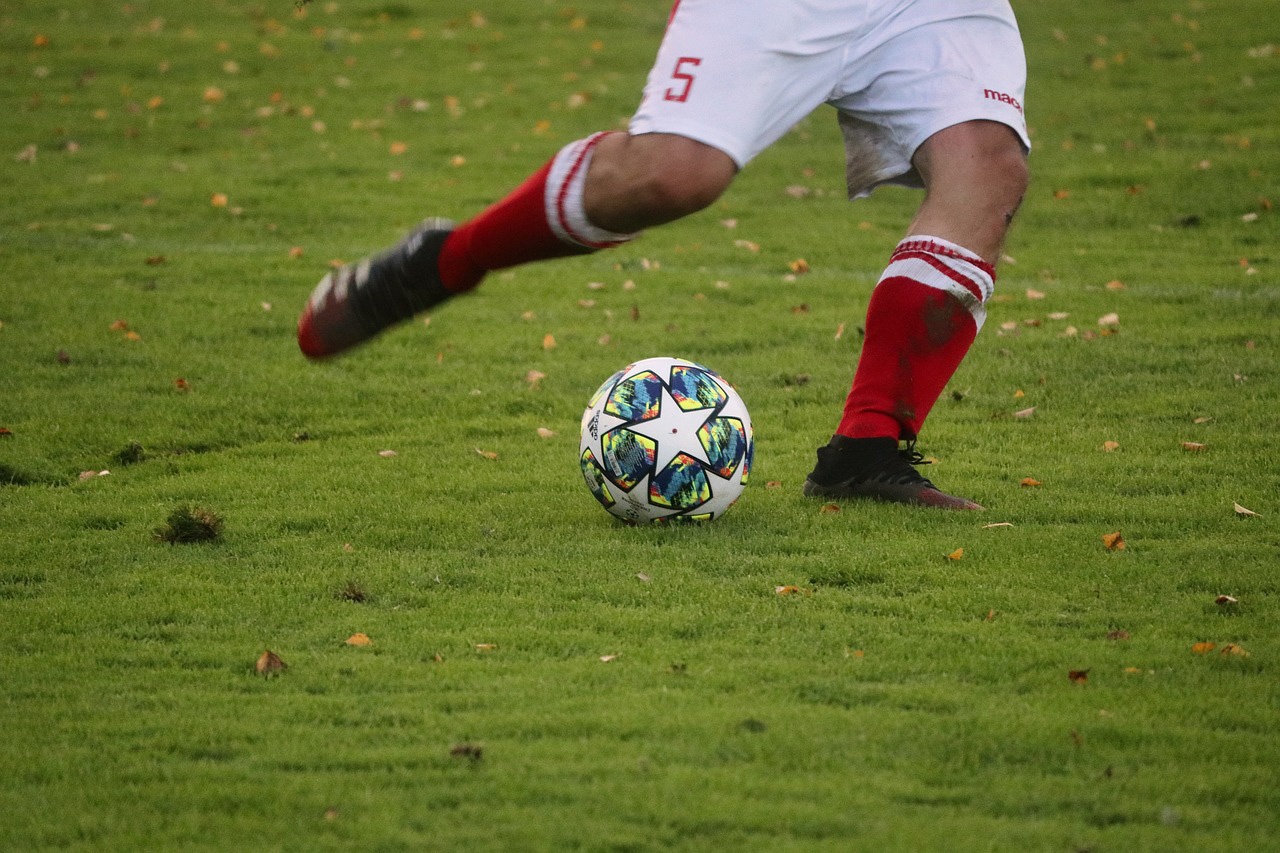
664,57,701,103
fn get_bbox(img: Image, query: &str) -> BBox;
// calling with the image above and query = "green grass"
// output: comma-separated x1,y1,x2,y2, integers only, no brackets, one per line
2,0,1277,850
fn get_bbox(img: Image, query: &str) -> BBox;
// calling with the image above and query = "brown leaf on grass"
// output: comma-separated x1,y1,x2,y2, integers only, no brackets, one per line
1191,642,1216,655
255,649,287,676
542,333,556,350
474,643,497,652
1220,643,1250,658
378,449,398,458
1215,594,1239,606
1101,531,1126,551
774,585,809,596
110,319,130,331
945,548,964,561
1098,312,1120,328
535,427,556,439
819,503,841,514
1013,406,1036,419
173,378,190,392
1105,280,1126,291
788,258,810,274
525,369,546,389
1232,502,1259,518
598,654,619,663
734,239,760,253
984,609,997,621
834,322,846,340
0,428,13,437
1181,441,1208,452
1102,440,1121,452
1025,288,1047,300
1020,477,1042,487
345,633,372,646
210,191,229,207
1068,669,1089,684
1106,629,1131,641
474,447,498,461
982,522,1014,529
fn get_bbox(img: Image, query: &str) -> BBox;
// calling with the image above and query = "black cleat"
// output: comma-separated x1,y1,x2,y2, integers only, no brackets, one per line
802,435,983,510
298,218,457,359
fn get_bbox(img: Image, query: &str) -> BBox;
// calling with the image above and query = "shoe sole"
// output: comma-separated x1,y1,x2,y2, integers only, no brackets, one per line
802,477,983,510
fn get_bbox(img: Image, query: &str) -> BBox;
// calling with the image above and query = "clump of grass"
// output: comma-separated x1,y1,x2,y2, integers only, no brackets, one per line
336,579,368,603
154,505,224,544
112,441,146,466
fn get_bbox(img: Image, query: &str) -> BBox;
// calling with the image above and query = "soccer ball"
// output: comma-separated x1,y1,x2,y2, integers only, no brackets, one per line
579,356,753,523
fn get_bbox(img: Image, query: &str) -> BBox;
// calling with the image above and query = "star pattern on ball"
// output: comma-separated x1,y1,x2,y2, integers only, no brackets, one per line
624,384,716,474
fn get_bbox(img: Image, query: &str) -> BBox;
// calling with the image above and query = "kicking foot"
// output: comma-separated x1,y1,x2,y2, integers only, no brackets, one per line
297,218,456,359
802,435,983,510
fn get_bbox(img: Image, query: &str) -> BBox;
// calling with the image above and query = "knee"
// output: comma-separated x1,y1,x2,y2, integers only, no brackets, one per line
586,133,737,229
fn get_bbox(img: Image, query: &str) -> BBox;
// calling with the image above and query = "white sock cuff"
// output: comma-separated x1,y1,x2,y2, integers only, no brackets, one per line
879,236,995,329
545,132,638,249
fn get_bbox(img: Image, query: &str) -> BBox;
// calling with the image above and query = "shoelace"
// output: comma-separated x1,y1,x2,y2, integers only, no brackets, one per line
899,440,931,467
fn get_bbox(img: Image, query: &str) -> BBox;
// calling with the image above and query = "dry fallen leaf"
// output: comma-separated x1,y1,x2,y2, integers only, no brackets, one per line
1068,669,1089,684
982,522,1014,529
542,332,557,350
378,449,398,458
945,548,964,561
820,503,841,514
598,654,619,663
1220,643,1249,658
1097,312,1120,328
1181,441,1208,452
1191,642,1217,655
536,427,556,439
1013,406,1037,419
1020,477,1042,487
474,447,498,461
774,585,809,596
345,633,372,647
1102,440,1121,452
255,649,287,676
1232,502,1259,518
475,643,497,652
1215,594,1239,606
1101,531,1126,551
1106,629,1130,641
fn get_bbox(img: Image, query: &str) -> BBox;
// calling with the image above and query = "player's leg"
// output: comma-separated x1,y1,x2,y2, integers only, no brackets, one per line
297,131,735,360
806,121,1027,509
804,2,1030,509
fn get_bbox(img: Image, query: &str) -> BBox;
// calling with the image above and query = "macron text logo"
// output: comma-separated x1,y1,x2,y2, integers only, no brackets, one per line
984,88,1023,114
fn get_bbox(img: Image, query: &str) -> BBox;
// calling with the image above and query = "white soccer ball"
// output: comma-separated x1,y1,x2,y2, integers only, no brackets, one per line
579,356,754,523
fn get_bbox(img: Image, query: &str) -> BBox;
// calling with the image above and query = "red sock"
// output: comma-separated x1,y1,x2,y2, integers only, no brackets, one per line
437,132,633,292
836,237,994,440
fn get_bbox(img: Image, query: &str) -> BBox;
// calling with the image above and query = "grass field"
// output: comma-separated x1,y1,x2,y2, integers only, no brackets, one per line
2,0,1277,849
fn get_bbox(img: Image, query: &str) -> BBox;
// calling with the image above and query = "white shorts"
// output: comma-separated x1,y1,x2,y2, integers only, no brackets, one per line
629,0,1030,197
